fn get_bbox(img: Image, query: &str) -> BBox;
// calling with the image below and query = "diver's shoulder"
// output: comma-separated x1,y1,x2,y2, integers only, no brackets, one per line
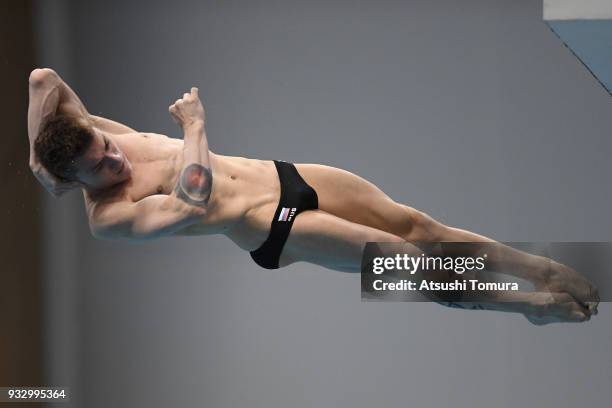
82,181,131,213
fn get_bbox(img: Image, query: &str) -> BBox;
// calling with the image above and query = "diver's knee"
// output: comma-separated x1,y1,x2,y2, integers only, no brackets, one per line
400,205,447,242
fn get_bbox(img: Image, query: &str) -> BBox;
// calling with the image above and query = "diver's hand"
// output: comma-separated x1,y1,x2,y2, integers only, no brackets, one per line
30,162,79,197
168,87,205,129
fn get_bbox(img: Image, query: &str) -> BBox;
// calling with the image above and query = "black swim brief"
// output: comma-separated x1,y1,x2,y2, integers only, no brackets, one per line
249,160,319,269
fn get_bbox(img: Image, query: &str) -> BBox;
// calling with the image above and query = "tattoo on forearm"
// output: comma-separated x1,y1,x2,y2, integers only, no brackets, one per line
175,163,213,206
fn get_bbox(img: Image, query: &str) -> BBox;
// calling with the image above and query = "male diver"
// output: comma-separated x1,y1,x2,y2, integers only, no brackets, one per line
27,68,599,325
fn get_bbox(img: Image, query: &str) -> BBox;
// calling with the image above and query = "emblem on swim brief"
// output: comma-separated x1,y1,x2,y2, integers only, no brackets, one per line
278,207,297,222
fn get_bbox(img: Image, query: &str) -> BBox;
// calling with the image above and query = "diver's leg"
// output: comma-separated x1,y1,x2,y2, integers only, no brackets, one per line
295,163,598,311
281,209,589,323
428,224,599,313
294,163,437,240
279,209,405,272
294,163,546,283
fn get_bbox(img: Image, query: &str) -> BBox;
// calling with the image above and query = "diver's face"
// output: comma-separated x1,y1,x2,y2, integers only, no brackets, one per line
75,131,132,190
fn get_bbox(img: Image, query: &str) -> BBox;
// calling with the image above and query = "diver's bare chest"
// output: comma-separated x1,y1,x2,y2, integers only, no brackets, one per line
126,162,178,200
119,133,183,200
91,130,282,234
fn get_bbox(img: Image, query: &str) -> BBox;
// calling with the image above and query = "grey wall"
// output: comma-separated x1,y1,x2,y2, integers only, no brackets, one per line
38,0,612,407
1,0,44,387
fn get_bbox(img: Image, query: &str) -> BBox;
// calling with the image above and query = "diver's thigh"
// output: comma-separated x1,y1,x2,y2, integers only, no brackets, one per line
281,209,404,272
295,163,412,236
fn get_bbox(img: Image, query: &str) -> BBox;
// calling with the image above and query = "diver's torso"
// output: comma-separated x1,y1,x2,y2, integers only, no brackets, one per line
86,131,282,247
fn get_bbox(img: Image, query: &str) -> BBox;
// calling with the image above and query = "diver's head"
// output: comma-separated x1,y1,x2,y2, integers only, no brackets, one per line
34,114,132,191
